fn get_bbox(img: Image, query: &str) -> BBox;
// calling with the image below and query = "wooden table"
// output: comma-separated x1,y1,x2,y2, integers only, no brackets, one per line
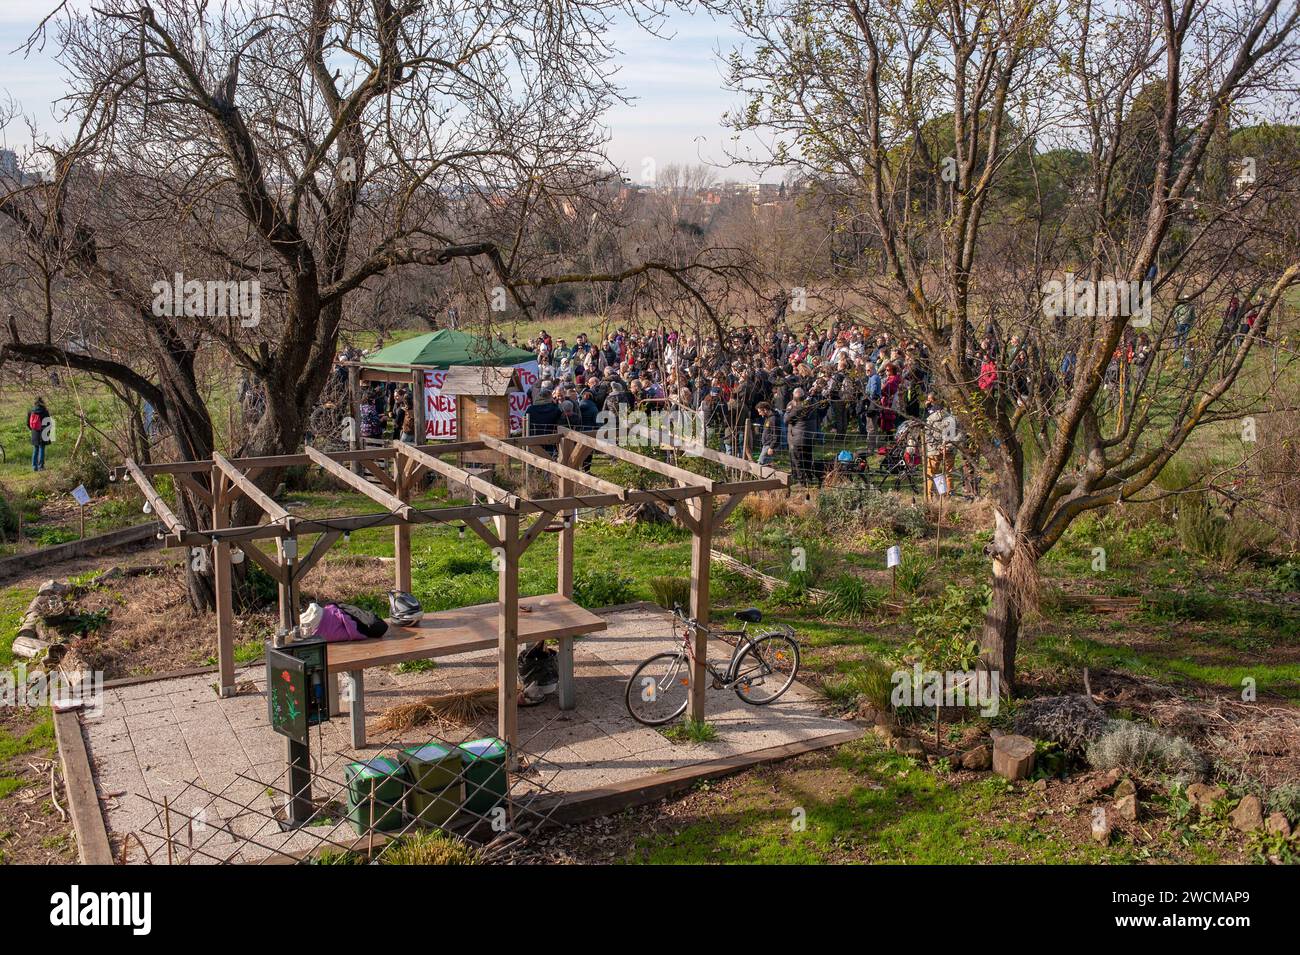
324,594,607,746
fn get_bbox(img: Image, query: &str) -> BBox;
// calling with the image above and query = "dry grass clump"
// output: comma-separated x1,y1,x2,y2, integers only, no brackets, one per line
374,686,497,732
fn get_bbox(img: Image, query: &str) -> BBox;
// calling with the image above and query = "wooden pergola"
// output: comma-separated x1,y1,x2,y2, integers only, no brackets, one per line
114,428,788,752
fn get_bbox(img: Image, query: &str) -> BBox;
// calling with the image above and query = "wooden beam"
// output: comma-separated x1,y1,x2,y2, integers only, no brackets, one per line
395,441,521,509
714,492,749,525
292,530,342,583
479,434,629,500
239,541,285,582
647,427,791,486
174,472,213,507
306,446,413,519
123,459,184,535
212,452,291,524
559,427,714,492
360,458,396,492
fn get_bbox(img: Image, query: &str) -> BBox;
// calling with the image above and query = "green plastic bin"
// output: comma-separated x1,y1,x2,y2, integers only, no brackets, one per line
399,742,464,828
345,756,409,835
457,737,508,815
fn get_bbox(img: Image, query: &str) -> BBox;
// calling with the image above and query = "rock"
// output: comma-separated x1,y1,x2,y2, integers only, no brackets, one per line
1229,795,1264,833
1265,813,1292,838
1031,779,1048,794
992,734,1036,781
1185,782,1226,812
856,701,881,723
1091,808,1112,844
1114,778,1137,798
961,744,992,771
38,579,70,596
12,635,52,659
893,736,925,757
1115,793,1139,821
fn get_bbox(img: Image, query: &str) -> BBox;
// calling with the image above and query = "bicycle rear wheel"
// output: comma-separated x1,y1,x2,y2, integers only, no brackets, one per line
625,652,692,725
731,634,800,705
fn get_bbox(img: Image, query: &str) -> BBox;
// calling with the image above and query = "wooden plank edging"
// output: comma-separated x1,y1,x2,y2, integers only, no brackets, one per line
0,523,159,581
52,709,115,865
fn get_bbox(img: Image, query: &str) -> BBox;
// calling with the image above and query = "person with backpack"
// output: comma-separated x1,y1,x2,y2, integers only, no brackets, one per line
27,398,50,472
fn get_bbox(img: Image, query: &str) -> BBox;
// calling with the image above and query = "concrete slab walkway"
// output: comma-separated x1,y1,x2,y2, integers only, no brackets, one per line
80,605,852,863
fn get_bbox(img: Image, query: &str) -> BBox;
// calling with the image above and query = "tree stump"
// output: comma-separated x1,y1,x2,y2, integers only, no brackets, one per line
992,734,1036,781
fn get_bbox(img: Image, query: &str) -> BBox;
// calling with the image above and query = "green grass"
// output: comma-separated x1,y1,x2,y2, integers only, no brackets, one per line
0,713,55,763
660,718,719,744
0,587,37,667
626,740,1147,864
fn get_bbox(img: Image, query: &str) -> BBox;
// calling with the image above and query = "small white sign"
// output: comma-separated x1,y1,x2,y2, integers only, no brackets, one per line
71,484,91,507
886,545,902,568
932,473,948,496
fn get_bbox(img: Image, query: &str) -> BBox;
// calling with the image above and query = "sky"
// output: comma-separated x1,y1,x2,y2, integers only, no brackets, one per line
0,1,776,183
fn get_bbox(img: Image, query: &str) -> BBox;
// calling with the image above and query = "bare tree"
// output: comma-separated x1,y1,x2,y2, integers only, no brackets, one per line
713,0,1300,688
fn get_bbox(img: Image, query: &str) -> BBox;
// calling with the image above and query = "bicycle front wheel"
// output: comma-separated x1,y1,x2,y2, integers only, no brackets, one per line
732,634,800,705
625,652,692,726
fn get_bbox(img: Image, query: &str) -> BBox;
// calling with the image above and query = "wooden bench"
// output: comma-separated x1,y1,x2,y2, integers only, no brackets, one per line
324,593,607,746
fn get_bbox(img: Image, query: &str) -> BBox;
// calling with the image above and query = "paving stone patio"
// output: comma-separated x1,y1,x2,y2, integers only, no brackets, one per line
79,605,850,863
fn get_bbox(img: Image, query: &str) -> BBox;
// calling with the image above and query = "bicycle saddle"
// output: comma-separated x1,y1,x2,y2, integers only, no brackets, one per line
733,607,763,623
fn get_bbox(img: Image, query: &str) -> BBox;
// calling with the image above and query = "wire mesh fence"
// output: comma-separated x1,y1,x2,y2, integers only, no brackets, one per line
121,706,574,865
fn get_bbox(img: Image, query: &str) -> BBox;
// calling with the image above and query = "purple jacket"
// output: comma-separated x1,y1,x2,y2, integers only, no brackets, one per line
315,604,364,642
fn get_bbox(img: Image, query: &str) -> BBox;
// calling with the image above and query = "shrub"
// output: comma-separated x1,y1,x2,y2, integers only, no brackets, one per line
894,550,931,595
817,484,927,536
1012,695,1109,756
821,658,895,711
819,574,884,622
1085,719,1206,785
380,831,479,865
571,569,635,609
1175,496,1272,568
648,576,692,611
1265,782,1300,824
771,570,814,608
62,436,112,495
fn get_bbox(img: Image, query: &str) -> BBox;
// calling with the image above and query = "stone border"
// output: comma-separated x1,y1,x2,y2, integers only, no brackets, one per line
52,709,115,865
0,523,159,581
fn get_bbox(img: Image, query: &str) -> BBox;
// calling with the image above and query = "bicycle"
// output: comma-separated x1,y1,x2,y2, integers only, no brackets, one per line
624,605,801,726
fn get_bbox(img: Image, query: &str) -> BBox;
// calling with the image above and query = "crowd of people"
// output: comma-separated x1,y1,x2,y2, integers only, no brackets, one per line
517,323,962,485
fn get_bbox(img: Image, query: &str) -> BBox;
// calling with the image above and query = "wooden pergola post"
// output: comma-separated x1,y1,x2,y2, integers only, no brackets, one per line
411,367,426,443
393,455,412,593
557,437,576,598
687,493,713,722
347,364,362,474
212,471,236,697
496,513,520,764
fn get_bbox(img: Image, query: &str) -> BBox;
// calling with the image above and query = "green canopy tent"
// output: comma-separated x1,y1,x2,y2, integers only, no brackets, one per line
350,329,540,448
361,329,535,370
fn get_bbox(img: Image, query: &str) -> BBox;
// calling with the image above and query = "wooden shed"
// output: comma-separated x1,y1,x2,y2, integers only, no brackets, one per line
439,365,521,466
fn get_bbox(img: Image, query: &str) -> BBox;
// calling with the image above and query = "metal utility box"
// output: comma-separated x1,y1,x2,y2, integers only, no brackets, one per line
266,639,329,744
399,742,464,828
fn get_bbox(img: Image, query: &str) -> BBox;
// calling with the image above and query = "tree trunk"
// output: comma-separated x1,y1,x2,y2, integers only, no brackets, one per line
981,558,1020,693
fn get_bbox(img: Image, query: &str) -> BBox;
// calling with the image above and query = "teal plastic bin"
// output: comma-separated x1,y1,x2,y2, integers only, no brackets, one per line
457,737,508,816
344,757,409,835
399,742,464,828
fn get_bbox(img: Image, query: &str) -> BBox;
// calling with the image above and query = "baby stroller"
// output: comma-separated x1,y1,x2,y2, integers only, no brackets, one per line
874,420,922,491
